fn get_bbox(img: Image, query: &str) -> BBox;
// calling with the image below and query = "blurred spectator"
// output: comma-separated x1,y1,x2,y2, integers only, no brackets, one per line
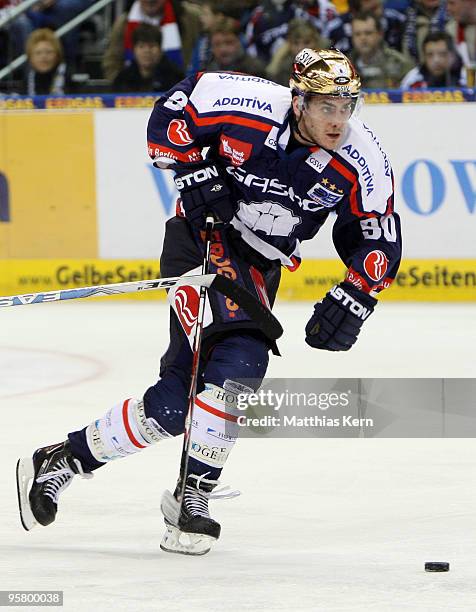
401,30,466,86
402,0,449,62
266,18,329,85
26,0,93,66
0,0,33,62
350,11,414,87
447,0,476,67
112,23,184,92
327,0,406,54
199,0,244,25
22,28,72,94
187,0,243,74
245,0,336,64
103,0,200,81
293,0,337,32
205,16,266,76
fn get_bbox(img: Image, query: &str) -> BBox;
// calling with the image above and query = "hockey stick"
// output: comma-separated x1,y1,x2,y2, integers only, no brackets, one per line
0,272,283,341
177,215,215,510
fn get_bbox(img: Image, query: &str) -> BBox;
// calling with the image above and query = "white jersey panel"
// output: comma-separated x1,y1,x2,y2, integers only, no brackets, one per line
338,117,393,214
189,73,292,125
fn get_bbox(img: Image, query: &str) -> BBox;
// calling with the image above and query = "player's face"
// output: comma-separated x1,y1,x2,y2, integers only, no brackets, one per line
293,96,353,150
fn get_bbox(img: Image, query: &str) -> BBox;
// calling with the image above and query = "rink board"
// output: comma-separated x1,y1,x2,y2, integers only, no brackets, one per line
0,258,474,302
0,112,97,258
0,100,475,301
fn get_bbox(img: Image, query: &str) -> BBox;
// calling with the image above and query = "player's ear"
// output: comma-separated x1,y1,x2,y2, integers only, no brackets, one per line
292,95,303,115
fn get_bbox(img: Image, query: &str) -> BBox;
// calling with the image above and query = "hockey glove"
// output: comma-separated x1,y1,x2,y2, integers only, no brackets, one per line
305,282,377,351
174,161,235,229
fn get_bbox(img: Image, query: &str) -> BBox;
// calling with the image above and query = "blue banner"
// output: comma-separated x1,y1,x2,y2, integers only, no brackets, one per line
0,88,475,110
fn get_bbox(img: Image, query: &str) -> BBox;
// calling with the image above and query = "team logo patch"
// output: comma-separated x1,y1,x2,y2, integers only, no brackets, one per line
305,149,332,173
219,135,253,166
264,126,279,150
307,180,345,208
364,250,388,282
174,285,199,335
167,119,193,146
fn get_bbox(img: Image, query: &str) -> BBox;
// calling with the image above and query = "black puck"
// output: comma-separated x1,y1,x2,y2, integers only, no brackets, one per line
425,562,450,572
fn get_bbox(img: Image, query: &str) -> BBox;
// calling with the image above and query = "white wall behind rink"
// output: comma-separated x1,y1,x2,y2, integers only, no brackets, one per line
94,104,476,260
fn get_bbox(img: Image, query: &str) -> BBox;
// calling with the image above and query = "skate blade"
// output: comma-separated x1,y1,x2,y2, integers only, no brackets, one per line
16,458,38,531
160,490,216,556
160,489,180,525
160,524,215,556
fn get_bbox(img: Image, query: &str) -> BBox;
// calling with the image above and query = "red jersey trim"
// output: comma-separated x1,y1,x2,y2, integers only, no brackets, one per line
329,157,380,219
147,141,202,163
185,103,272,133
329,157,363,217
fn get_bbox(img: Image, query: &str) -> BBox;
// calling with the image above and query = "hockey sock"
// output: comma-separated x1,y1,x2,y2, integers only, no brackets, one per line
69,398,171,470
186,383,242,480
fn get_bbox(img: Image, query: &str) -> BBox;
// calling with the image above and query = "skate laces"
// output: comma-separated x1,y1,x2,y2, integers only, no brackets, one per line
184,473,240,518
36,458,92,504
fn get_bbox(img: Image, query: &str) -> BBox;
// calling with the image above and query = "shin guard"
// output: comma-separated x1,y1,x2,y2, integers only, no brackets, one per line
85,398,171,463
188,383,243,472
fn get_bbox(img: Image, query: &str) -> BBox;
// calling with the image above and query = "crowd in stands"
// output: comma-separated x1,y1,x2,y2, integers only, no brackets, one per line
0,0,475,94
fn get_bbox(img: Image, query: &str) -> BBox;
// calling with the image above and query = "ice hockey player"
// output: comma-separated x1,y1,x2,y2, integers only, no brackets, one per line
16,48,402,555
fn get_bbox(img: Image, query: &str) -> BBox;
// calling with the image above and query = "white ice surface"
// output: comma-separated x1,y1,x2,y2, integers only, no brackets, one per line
1,301,476,611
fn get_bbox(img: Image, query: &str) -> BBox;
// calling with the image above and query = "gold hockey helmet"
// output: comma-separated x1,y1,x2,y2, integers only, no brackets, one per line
290,48,361,99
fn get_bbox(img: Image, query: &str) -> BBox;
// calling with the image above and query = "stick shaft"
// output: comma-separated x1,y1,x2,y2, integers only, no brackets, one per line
178,216,215,504
0,274,216,308
0,262,283,342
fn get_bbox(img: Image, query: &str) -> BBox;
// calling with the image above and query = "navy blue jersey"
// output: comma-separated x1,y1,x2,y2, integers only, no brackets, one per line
147,71,402,296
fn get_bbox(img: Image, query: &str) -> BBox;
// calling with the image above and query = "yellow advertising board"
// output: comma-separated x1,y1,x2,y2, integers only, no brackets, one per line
0,259,163,302
280,259,476,302
0,258,474,303
0,112,97,258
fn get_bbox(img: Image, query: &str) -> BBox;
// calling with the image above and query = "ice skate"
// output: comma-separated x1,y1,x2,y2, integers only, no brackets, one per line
160,474,239,556
16,440,92,531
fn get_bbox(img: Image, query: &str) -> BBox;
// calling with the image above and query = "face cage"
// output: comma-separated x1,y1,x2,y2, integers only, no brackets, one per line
297,91,364,119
